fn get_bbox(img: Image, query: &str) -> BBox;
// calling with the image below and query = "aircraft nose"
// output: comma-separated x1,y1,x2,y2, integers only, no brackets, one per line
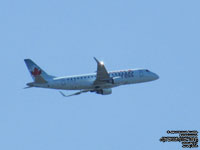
153,73,159,80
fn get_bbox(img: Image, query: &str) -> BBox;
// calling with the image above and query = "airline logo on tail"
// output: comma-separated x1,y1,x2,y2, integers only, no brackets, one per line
31,68,41,76
29,67,47,84
24,59,54,84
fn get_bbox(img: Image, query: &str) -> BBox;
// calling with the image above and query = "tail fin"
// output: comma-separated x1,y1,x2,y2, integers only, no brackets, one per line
24,59,55,83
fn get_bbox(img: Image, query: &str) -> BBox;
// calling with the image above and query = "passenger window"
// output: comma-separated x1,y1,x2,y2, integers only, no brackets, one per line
125,72,128,77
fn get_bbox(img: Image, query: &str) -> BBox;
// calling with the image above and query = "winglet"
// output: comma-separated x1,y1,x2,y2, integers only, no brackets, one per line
23,86,33,89
59,91,68,97
59,90,90,97
93,57,99,63
94,57,104,65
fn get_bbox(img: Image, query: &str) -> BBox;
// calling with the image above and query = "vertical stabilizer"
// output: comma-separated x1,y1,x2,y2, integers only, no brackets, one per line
24,59,55,83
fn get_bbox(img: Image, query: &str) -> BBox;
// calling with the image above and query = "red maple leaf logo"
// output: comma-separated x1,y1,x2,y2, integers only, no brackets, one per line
31,68,41,76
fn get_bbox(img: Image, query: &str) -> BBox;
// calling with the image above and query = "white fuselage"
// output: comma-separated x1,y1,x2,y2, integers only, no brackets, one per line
32,69,159,90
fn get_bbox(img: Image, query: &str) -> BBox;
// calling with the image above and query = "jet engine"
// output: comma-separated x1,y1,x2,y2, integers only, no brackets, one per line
96,88,112,95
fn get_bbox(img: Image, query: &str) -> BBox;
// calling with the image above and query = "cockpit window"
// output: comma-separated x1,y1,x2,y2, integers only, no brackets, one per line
146,70,150,72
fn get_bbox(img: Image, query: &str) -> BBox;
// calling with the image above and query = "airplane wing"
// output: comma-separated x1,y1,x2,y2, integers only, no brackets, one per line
59,57,111,97
93,57,110,85
59,90,90,97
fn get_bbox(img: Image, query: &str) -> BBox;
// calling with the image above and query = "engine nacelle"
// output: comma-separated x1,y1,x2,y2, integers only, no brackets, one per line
111,76,123,84
96,88,112,95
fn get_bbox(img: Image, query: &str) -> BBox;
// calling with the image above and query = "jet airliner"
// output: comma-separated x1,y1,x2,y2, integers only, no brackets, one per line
24,58,159,97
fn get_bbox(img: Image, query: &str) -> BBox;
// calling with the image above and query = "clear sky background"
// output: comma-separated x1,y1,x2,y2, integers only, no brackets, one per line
0,0,200,150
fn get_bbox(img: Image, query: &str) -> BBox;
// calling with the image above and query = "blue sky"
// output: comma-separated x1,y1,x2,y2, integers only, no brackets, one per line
0,0,200,150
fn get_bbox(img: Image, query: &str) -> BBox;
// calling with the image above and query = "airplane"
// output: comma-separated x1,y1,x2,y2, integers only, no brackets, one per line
24,57,159,97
